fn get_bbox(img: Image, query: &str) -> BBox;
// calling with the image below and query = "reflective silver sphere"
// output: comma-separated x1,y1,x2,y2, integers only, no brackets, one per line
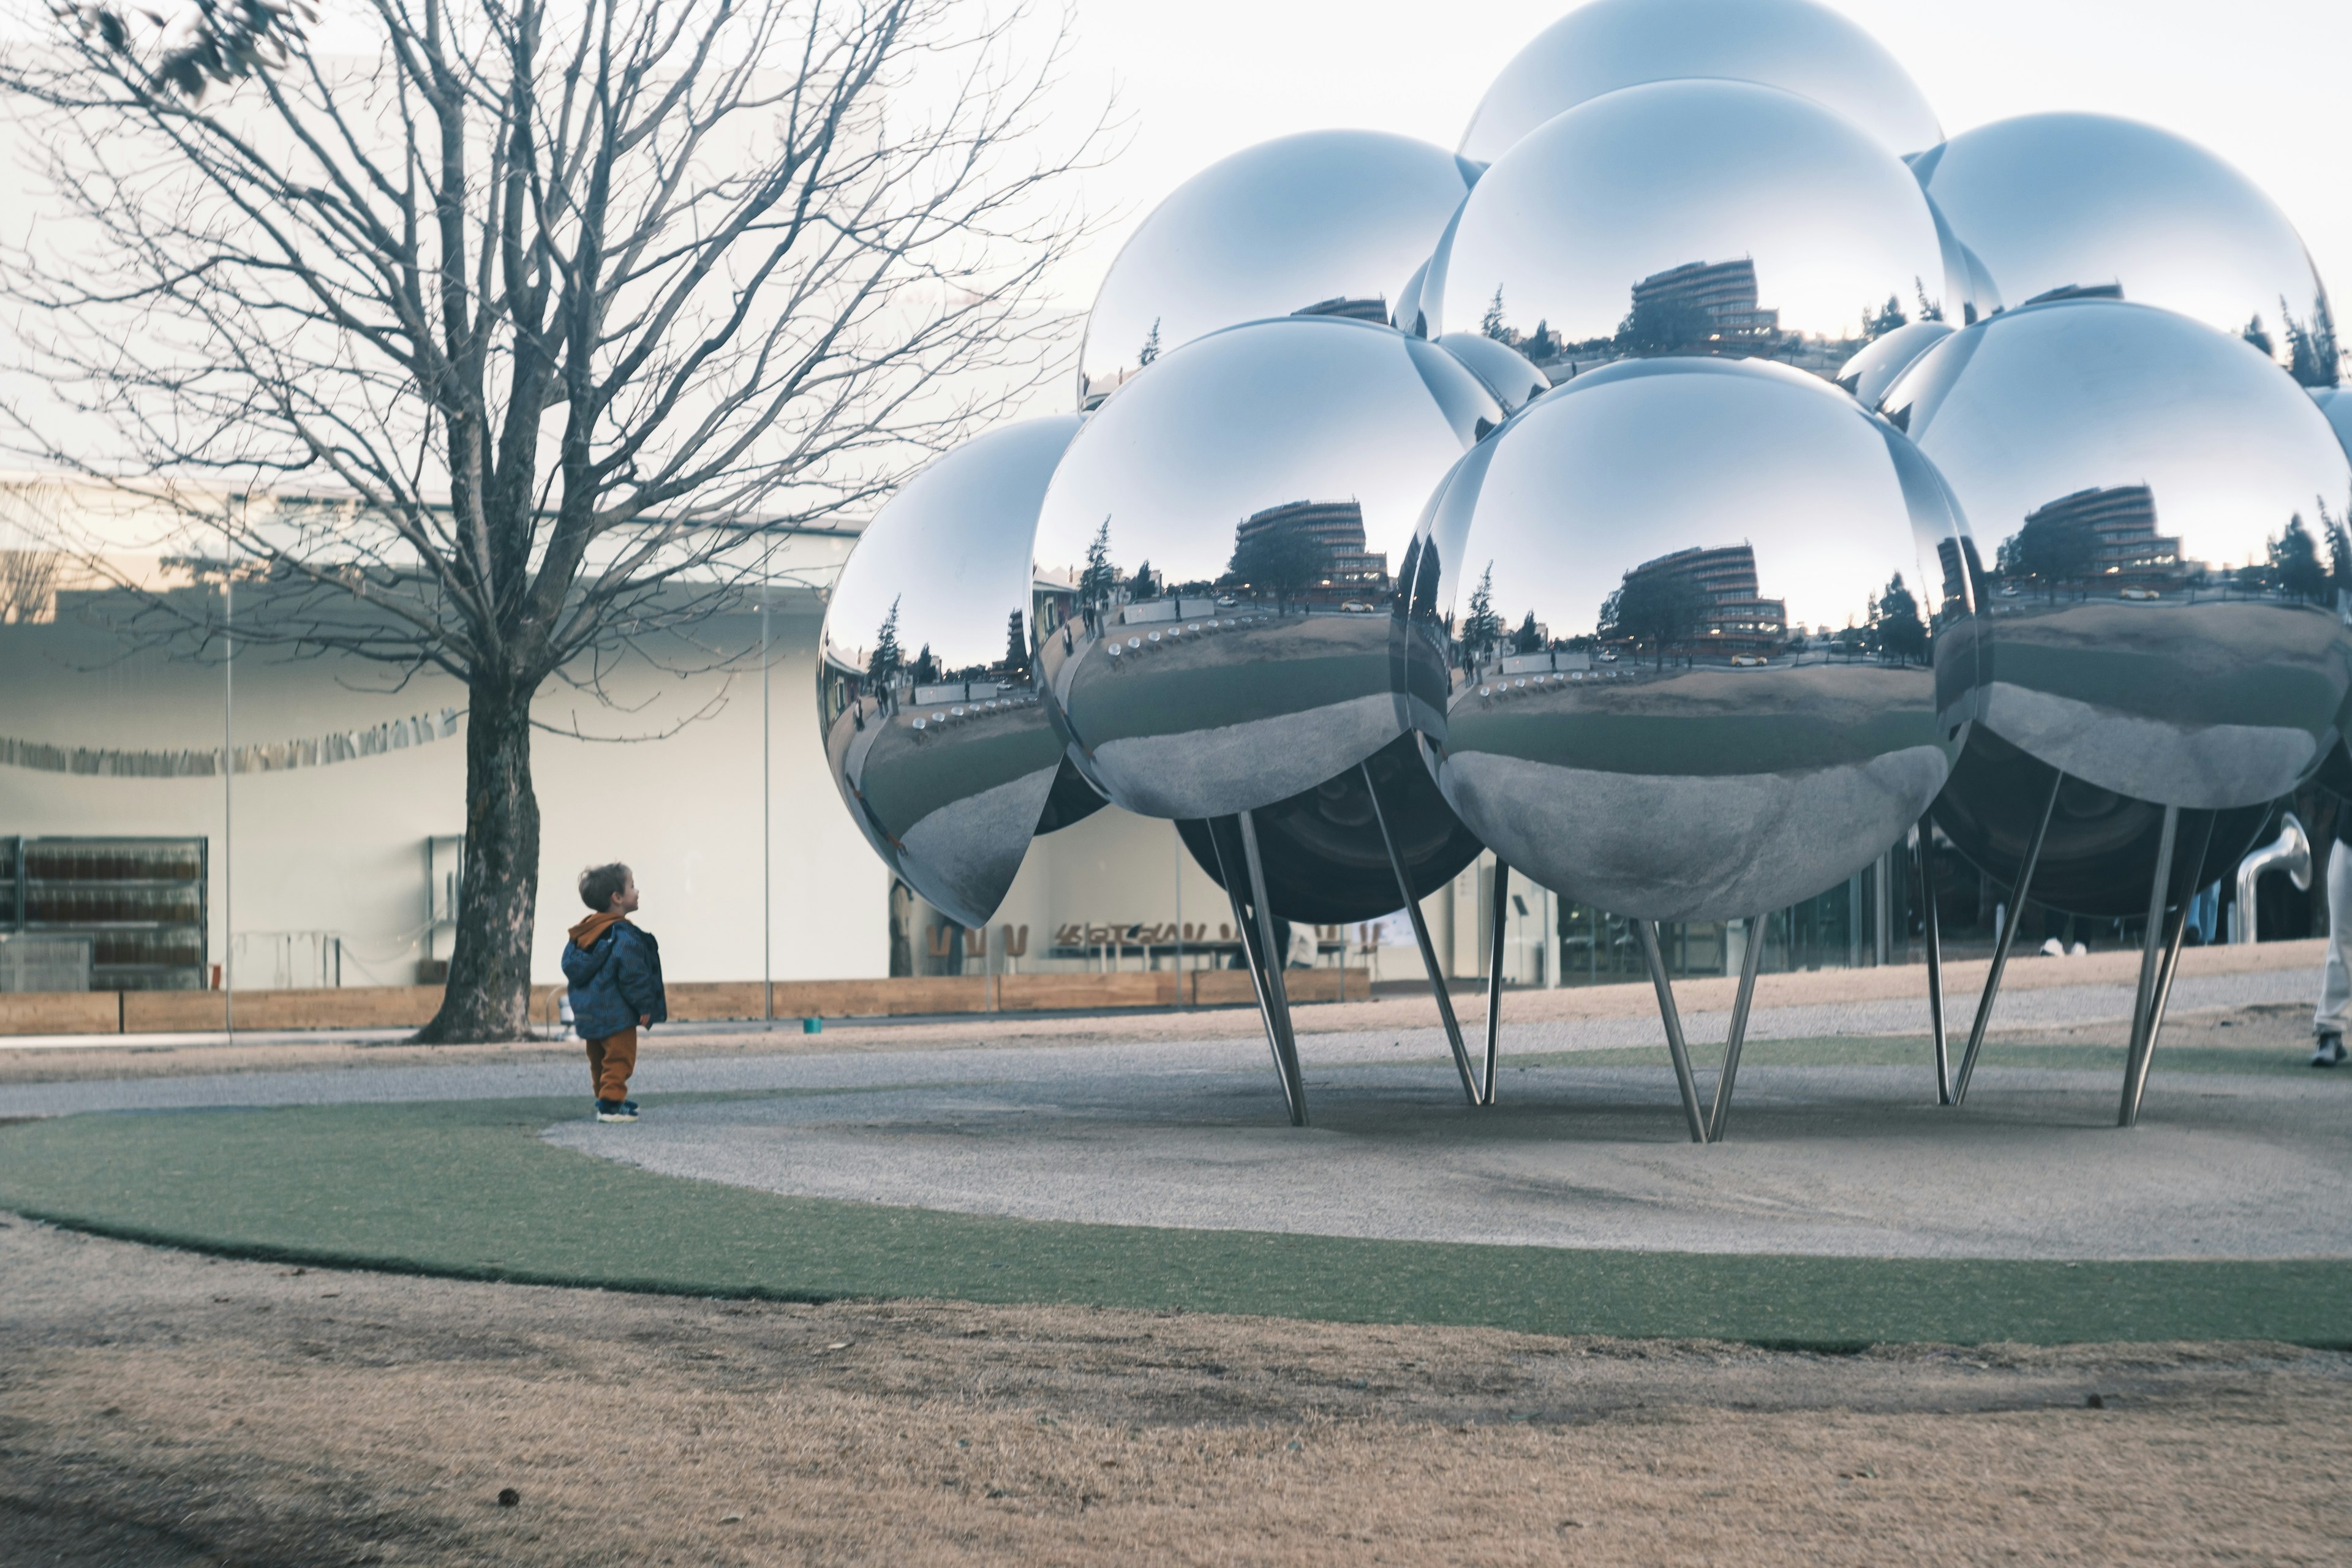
1434,331,1549,413
1431,79,1953,383
820,415,1091,928
2313,385,2352,456
1914,113,2340,386
1079,130,1474,409
1458,0,1942,165
1033,315,1502,820
1405,356,1979,923
1837,319,1952,407
1882,298,2352,809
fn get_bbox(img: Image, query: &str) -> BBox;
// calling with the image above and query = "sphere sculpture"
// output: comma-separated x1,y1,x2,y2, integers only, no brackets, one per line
1457,0,1941,165
1428,78,1953,379
1884,301,2352,795
1032,315,1502,822
1881,299,2352,914
1077,130,1475,409
1404,356,1978,924
818,415,1096,929
1914,113,2338,386
1836,319,1952,407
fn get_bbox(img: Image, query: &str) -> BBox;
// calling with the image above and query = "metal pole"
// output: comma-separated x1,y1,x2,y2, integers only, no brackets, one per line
1636,919,1709,1144
1361,763,1479,1105
2116,802,2181,1129
1174,825,1184,1006
223,514,234,1041
1706,911,1768,1142
1953,769,2062,1106
1238,810,1306,1122
1210,817,1303,1126
1483,858,1510,1104
1915,821,1950,1105
2122,808,2209,1128
761,546,773,1025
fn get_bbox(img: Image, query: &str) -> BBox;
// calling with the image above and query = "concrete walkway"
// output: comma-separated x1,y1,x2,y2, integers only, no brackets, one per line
6,959,2345,1265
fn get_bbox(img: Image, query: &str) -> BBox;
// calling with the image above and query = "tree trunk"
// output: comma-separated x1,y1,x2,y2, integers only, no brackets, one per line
415,671,541,1042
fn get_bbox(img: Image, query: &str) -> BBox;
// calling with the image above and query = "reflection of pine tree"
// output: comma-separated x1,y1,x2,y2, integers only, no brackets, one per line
2282,295,2342,388
2270,513,2331,602
1130,559,1159,599
1482,287,1513,344
2244,313,2275,359
1862,295,1906,342
1999,510,2097,597
1461,564,1504,667
1077,518,1117,605
868,595,905,684
2322,502,2352,599
1515,609,1544,654
911,643,942,685
1914,278,1943,324
1138,317,1161,367
1874,572,1928,665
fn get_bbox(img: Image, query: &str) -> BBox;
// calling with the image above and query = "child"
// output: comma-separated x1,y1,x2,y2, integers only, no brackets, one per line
563,862,668,1121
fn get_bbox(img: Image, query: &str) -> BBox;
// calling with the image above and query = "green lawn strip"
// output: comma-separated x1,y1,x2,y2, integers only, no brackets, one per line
1,1097,2343,1348
1350,1035,2342,1077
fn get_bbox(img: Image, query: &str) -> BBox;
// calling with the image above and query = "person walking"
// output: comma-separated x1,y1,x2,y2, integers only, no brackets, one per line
564,862,668,1120
2315,836,2351,1067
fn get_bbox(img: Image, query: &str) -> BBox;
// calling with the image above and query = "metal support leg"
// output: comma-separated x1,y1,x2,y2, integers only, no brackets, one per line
2120,807,2210,1128
1915,821,1950,1106
1636,920,1710,1144
1237,810,1307,1125
1483,859,1510,1105
2116,804,2180,1130
1706,912,1768,1142
1362,763,1479,1106
1953,769,2062,1106
1209,816,1303,1126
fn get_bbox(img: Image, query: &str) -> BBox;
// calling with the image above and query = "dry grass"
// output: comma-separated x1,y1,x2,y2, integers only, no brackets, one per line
4,1219,2346,1566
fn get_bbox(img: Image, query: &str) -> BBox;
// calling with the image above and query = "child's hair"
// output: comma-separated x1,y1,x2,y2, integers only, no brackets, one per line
578,862,632,912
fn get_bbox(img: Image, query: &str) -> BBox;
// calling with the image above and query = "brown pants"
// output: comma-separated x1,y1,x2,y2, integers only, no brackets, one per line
586,1026,638,1102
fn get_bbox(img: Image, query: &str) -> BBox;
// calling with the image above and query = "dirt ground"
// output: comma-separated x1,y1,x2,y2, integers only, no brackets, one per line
4,1219,2347,1567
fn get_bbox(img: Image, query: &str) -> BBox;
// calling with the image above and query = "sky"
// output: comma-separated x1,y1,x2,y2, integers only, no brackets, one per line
1047,0,2352,320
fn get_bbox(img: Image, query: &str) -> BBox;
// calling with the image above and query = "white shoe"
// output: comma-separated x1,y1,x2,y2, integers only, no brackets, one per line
2312,1036,2345,1068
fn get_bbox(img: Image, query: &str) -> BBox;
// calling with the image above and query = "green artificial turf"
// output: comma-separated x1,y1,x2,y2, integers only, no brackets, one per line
1,1092,2345,1348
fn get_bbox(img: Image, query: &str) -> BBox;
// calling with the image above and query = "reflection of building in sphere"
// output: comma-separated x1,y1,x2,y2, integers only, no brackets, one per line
1625,259,1781,351
2005,484,2180,589
1234,500,1389,594
1617,543,1789,657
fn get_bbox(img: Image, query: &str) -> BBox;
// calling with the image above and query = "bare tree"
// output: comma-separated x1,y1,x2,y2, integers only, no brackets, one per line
0,0,1101,1039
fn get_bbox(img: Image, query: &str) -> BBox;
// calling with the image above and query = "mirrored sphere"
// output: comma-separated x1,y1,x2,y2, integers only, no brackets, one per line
2313,385,2352,457
1078,130,1474,409
1458,0,1941,165
1404,357,1979,924
819,415,1093,928
1431,80,1953,383
1914,113,2339,386
1033,315,1502,820
1174,733,1487,923
1434,331,1550,413
1882,298,2352,809
1837,319,1952,407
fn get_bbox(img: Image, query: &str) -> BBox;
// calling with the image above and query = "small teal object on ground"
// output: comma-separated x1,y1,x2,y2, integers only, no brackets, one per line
802,1016,823,1035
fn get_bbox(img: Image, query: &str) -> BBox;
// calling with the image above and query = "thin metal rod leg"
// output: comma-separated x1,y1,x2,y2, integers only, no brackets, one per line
1362,763,1478,1106
1237,810,1306,1126
1483,859,1510,1106
1706,912,1768,1143
2116,804,2180,1129
1953,769,2062,1106
2122,807,2208,1128
1915,821,1950,1106
1637,920,1710,1144
1209,818,1302,1127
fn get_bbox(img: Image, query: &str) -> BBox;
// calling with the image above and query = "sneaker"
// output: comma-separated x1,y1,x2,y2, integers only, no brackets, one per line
595,1099,639,1121
2312,1036,2346,1068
